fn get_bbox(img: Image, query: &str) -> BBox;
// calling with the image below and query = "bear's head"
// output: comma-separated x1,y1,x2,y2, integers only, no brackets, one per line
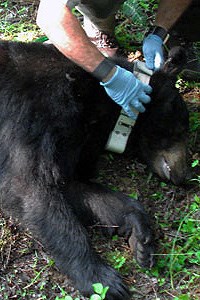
133,47,190,185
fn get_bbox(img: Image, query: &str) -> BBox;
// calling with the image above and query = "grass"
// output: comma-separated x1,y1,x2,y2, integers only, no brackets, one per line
146,195,200,297
115,0,158,51
0,0,41,41
0,1,200,299
54,283,109,300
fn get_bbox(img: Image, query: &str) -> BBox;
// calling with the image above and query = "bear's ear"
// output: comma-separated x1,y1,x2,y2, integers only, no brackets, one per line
162,46,187,76
0,44,8,66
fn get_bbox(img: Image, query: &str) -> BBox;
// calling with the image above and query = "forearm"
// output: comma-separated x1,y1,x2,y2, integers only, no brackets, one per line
37,0,106,73
155,0,192,31
37,0,152,119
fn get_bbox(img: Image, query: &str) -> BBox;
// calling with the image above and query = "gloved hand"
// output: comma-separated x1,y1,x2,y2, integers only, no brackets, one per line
143,34,164,70
100,65,152,119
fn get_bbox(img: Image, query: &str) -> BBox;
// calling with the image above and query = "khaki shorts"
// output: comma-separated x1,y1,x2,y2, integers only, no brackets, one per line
66,0,124,33
66,0,124,18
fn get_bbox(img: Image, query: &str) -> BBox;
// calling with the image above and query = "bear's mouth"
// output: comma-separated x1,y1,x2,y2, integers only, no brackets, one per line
162,158,171,180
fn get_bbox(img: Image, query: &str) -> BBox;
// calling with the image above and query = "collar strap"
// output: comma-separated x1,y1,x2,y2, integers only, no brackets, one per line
105,61,153,154
105,109,137,153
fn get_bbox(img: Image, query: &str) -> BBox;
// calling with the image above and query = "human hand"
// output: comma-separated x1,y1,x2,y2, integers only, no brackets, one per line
100,66,152,119
143,34,164,70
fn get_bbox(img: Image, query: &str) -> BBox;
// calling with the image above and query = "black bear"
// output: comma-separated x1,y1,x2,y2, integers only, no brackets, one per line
0,41,189,299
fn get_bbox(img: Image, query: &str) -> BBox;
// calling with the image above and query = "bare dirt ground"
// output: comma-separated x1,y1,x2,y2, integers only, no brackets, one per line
0,1,199,299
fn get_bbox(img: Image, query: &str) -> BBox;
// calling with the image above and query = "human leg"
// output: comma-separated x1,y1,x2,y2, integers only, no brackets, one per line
77,0,125,56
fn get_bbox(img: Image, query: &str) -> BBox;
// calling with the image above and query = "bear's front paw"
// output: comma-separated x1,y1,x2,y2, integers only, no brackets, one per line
119,205,155,268
128,221,154,268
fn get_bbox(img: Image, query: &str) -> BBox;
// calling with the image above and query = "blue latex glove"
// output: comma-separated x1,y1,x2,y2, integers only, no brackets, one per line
100,65,152,119
143,34,164,70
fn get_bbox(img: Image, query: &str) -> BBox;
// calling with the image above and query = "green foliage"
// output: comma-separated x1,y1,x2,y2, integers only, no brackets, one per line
122,0,148,26
122,0,158,25
55,288,80,300
106,250,126,270
191,159,199,168
23,257,55,290
189,112,200,132
112,234,119,241
128,191,139,199
190,159,200,185
174,295,191,300
54,283,109,300
116,0,158,50
145,195,200,292
91,283,109,300
0,0,40,41
150,191,164,200
175,78,199,94
106,249,131,275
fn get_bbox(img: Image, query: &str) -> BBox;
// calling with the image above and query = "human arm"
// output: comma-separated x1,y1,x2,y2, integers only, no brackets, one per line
154,0,192,32
36,0,106,73
143,0,192,70
36,0,152,118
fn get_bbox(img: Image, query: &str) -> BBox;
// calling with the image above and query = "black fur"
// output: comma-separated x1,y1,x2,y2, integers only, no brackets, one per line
0,41,189,299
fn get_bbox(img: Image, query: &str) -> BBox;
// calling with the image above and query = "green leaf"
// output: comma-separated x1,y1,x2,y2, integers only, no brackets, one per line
34,36,48,43
92,283,104,294
101,286,109,299
196,251,200,261
174,294,190,300
191,159,199,167
112,235,119,241
194,194,200,204
122,0,147,26
90,295,101,300
128,192,138,199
